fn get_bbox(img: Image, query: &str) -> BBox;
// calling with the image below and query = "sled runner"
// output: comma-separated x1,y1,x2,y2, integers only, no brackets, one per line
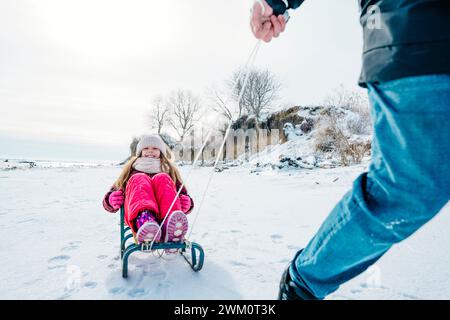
119,206,204,278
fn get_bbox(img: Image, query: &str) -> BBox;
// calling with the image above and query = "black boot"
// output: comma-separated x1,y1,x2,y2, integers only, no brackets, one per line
278,265,318,300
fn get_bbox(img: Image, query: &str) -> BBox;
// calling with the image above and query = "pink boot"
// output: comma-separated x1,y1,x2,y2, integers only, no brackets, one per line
135,210,161,244
162,210,188,254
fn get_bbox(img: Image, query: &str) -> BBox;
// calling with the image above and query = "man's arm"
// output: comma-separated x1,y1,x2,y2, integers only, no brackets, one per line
265,0,305,15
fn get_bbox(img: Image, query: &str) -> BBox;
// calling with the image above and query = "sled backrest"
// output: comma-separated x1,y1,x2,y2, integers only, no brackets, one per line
120,206,138,246
120,206,125,249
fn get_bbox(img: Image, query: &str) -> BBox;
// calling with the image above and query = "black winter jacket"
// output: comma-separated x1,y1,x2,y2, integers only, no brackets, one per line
266,0,450,86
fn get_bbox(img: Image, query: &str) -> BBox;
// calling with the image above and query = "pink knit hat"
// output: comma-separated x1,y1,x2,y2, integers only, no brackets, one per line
136,134,167,156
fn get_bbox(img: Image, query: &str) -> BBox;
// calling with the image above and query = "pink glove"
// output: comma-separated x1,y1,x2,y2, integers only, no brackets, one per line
109,190,124,210
179,194,192,213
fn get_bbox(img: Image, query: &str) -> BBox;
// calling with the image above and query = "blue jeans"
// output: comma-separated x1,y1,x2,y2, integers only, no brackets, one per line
290,74,450,299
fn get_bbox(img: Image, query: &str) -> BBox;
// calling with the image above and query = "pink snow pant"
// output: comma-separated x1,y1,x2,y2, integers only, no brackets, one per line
124,173,181,232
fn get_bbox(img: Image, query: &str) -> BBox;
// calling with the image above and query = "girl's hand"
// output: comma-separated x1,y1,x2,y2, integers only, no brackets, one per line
109,190,124,210
179,194,192,213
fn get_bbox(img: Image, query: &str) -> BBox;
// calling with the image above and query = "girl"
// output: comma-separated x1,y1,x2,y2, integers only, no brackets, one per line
102,134,193,249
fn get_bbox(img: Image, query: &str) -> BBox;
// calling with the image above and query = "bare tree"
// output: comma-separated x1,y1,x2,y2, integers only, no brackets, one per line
207,85,234,122
167,90,202,142
323,85,369,112
229,68,281,130
147,96,169,135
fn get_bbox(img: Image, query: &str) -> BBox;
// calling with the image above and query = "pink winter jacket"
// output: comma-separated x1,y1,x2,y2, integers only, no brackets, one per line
102,169,194,214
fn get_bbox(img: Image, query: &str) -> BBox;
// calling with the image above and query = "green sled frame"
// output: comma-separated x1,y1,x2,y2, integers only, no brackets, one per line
119,206,205,278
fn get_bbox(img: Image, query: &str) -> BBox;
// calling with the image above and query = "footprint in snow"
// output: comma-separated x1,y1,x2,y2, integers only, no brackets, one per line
62,242,81,252
287,245,302,251
278,258,291,264
128,288,149,298
109,287,126,295
48,265,66,271
148,270,168,281
57,293,71,300
48,255,71,270
229,260,249,267
84,281,97,289
107,263,118,270
97,255,108,260
157,280,174,289
270,234,283,243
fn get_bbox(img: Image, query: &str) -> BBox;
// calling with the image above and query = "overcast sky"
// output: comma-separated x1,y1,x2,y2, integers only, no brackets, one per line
0,0,364,162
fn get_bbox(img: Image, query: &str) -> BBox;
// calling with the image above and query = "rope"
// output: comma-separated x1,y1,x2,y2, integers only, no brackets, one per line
186,40,261,240
148,39,262,250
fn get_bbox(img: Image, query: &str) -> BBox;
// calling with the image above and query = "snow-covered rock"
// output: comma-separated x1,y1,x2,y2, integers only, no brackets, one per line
230,105,372,172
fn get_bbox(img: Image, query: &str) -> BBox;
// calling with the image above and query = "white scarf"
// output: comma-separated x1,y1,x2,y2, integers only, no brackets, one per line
133,157,163,174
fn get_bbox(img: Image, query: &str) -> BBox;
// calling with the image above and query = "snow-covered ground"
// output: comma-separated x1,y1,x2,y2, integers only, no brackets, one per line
0,158,118,170
0,163,449,300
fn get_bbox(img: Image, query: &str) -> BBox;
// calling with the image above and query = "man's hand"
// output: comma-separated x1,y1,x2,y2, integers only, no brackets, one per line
250,0,287,43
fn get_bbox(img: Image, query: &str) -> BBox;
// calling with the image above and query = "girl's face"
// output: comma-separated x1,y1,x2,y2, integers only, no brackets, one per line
141,146,161,159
